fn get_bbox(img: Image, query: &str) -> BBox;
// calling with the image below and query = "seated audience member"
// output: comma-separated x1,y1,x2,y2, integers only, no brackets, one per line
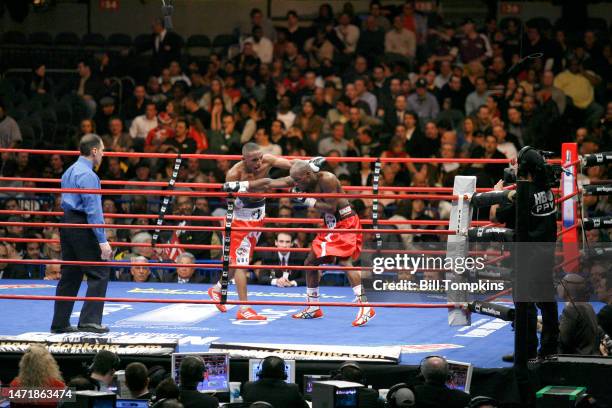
162,252,206,284
386,383,416,408
44,262,62,280
241,356,308,408
331,361,382,408
150,377,181,406
88,350,121,392
254,233,305,286
558,274,603,355
413,356,470,408
10,345,65,406
120,255,159,282
178,356,219,408
68,375,96,391
125,362,153,400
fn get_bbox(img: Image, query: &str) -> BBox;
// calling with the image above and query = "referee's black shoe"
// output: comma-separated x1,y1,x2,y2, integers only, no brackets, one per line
50,326,79,334
78,323,109,333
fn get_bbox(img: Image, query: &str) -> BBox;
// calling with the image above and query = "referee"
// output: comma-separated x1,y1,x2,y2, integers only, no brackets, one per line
50,134,112,334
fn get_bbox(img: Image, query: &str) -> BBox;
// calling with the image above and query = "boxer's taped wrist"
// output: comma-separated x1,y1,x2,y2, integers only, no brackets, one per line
305,198,317,208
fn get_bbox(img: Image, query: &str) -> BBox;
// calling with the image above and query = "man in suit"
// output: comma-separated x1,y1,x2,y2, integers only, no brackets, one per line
254,233,305,287
118,255,160,283
384,95,408,134
413,356,470,408
162,252,207,284
178,356,219,408
147,18,183,75
241,356,309,408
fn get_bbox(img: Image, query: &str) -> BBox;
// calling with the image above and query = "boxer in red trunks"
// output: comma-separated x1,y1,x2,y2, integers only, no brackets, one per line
215,143,324,320
237,160,375,327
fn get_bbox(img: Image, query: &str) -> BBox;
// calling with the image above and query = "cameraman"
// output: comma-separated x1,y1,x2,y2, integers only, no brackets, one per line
491,147,559,361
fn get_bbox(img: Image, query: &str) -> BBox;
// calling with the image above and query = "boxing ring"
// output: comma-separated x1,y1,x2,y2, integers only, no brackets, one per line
0,146,609,375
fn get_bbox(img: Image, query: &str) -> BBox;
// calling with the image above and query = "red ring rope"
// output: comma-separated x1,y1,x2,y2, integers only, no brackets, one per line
0,221,457,235
0,294,463,309
0,148,517,164
0,186,458,201
0,209,499,226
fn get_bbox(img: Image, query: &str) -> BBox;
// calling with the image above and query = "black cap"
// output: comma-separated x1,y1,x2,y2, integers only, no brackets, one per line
415,78,427,88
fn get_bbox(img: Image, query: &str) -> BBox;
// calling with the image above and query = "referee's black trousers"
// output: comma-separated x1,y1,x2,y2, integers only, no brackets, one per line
50,211,110,329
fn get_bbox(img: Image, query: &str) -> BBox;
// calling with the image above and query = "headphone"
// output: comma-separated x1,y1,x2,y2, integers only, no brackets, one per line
331,361,364,383
517,146,546,179
386,383,415,408
466,396,499,408
256,356,287,380
250,403,275,408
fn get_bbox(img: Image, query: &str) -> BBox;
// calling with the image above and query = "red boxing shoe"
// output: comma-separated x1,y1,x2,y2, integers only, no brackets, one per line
236,308,267,320
208,287,227,313
292,308,324,319
352,306,375,327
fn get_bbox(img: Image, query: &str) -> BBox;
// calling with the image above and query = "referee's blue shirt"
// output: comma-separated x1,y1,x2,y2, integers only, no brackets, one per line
61,156,107,244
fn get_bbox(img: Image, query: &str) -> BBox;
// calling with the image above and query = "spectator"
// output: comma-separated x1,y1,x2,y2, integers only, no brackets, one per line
254,128,282,156
358,15,385,62
304,27,336,69
413,356,470,408
145,112,175,153
284,10,309,51
103,117,132,152
329,361,381,408
354,77,377,117
537,70,566,116
385,15,417,61
125,362,153,400
152,377,181,405
554,57,604,129
242,356,308,408
492,125,518,160
10,345,65,406
178,356,219,408
255,232,305,286
44,262,62,280
29,62,53,96
208,113,241,155
75,59,105,118
240,8,276,42
245,26,273,65
163,252,206,284
130,102,159,149
458,18,492,64
335,12,360,54
319,122,350,156
88,350,120,392
558,274,603,355
0,99,22,148
161,118,198,154
122,85,149,122
120,255,159,283
401,1,428,45
365,1,390,31
438,74,469,113
465,77,489,115
407,78,440,124
146,18,183,74
276,95,297,130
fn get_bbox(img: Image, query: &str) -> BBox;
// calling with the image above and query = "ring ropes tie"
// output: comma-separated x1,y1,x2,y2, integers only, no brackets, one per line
220,194,235,304
372,158,383,252
151,154,183,251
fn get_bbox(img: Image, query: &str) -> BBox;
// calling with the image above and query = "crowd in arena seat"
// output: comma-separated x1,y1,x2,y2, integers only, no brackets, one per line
0,0,610,292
